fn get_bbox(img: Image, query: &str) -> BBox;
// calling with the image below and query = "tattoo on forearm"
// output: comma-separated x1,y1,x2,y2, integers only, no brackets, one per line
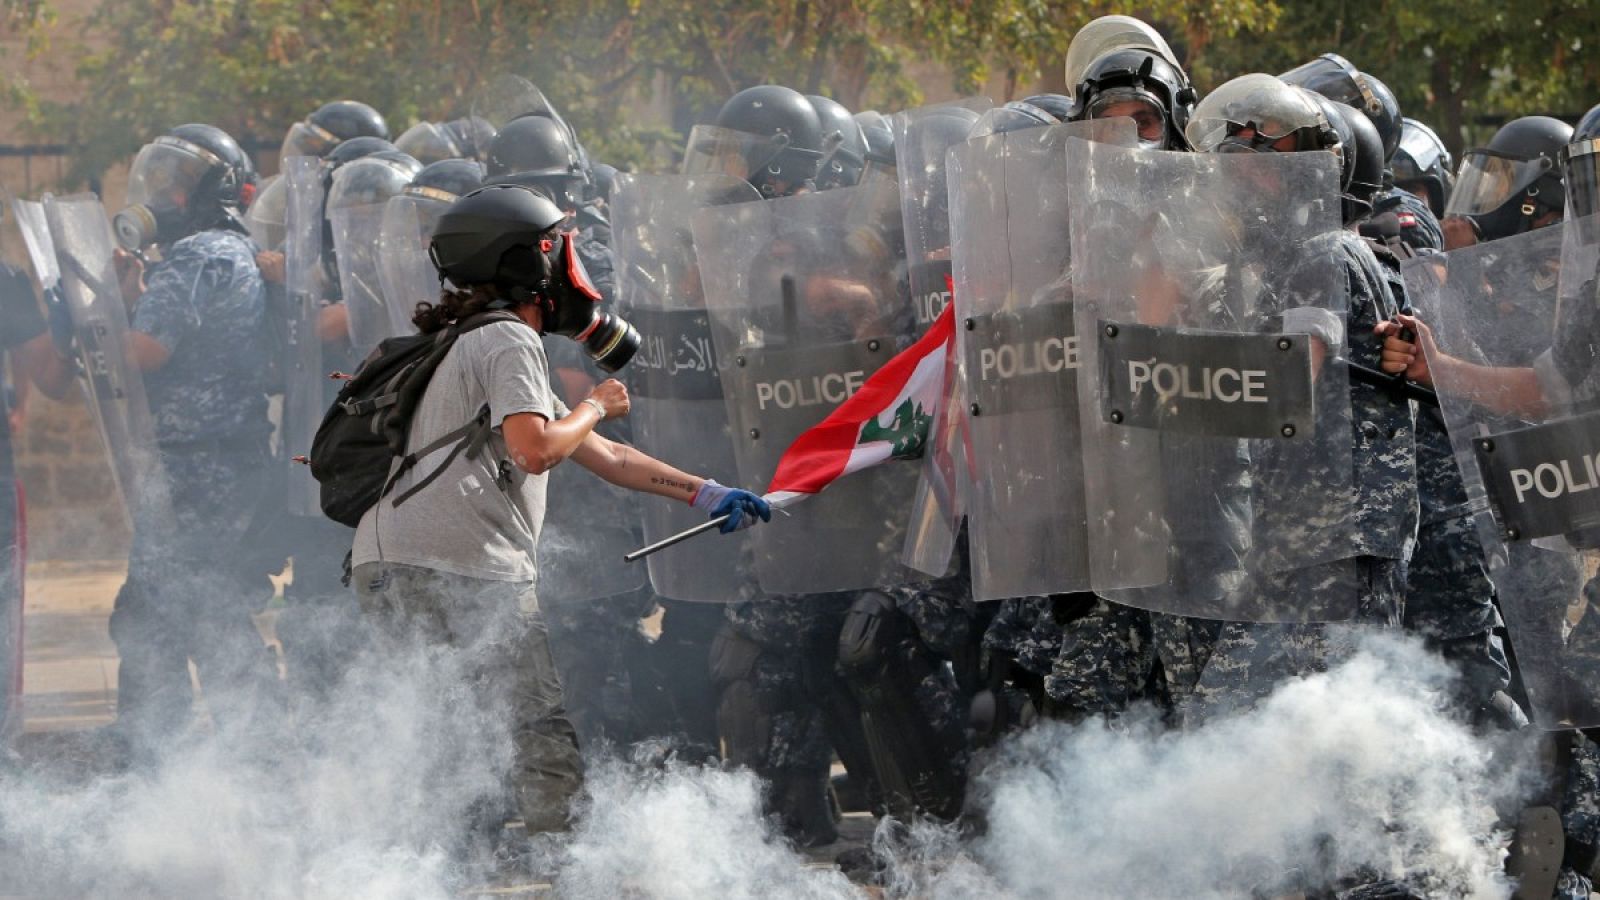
618,446,630,469
651,476,695,494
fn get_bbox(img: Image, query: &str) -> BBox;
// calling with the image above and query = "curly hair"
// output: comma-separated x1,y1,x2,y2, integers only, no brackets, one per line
412,284,515,334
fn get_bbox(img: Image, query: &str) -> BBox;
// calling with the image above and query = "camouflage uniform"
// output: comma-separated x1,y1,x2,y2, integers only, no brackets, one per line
1189,233,1418,718
1370,187,1445,253
110,228,285,756
1044,597,1157,718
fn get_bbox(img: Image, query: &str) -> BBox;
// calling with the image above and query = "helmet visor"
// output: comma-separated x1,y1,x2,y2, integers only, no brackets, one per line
328,158,419,211
1396,119,1449,178
280,120,339,165
243,174,287,250
126,137,220,209
1279,55,1374,114
1444,149,1554,217
395,122,458,165
1087,87,1169,148
1063,16,1182,98
1564,138,1600,225
1186,74,1324,153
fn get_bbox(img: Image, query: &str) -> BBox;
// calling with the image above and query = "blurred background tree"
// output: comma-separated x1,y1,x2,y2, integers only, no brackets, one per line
0,0,1594,183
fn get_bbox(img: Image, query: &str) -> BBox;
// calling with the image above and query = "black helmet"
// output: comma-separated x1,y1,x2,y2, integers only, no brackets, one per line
430,184,566,290
1391,117,1454,217
114,123,257,250
1446,115,1573,242
483,116,588,210
396,116,497,165
589,162,619,204
969,100,1058,138
1279,54,1401,161
707,84,826,197
1023,93,1078,122
1188,74,1342,160
323,136,399,171
405,158,485,204
280,100,390,165
1075,47,1197,150
1326,100,1385,223
430,184,639,369
807,95,867,190
327,152,423,213
1303,91,1358,196
854,110,896,166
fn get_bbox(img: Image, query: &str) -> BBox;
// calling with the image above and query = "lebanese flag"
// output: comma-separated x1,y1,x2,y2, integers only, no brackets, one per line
764,302,956,509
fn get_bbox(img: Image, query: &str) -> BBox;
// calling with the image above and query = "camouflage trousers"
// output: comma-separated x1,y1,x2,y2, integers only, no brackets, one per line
111,447,284,759
718,594,852,776
1183,557,1405,722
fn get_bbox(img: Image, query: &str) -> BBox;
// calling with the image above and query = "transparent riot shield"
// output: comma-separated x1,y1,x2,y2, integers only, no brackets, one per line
891,98,991,334
1068,140,1357,622
378,194,445,338
283,155,326,516
42,194,170,527
472,74,586,170
692,180,922,595
1401,218,1600,728
888,98,990,574
329,201,395,357
943,119,1138,601
610,173,762,602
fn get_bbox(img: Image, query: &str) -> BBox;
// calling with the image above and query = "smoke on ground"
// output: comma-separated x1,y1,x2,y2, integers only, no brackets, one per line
0,628,1533,899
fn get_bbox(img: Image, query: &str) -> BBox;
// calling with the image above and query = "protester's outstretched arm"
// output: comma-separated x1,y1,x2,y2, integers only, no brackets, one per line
571,427,771,532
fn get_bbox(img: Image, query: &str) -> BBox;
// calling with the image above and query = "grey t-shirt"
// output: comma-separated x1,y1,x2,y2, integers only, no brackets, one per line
353,321,571,589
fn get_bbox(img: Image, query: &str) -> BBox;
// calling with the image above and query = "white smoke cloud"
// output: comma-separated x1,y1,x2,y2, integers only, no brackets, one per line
0,623,1533,900
884,630,1532,900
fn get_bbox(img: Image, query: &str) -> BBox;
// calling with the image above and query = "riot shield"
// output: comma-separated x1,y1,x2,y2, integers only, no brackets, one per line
377,194,445,337
329,201,396,357
1067,140,1357,622
610,173,762,602
692,180,922,595
472,74,587,170
888,98,990,574
282,155,327,517
42,193,170,527
942,119,1138,601
891,99,991,334
1401,218,1600,728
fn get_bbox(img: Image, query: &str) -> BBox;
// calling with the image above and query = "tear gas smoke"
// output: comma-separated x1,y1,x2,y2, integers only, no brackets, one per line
0,623,1533,899
885,631,1533,899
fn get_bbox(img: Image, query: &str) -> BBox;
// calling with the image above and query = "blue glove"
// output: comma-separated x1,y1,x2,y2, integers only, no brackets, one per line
691,480,772,533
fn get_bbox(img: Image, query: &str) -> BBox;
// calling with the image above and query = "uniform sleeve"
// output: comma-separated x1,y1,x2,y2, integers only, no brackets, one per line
131,246,208,353
477,322,560,426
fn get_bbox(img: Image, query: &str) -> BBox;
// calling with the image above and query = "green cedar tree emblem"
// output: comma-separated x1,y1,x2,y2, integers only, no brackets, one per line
860,398,933,460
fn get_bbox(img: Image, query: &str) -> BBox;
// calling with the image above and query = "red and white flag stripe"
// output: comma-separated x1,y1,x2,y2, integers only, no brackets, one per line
764,302,956,510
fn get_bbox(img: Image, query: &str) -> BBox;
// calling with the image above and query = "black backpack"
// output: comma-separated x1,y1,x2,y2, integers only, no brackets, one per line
309,311,521,526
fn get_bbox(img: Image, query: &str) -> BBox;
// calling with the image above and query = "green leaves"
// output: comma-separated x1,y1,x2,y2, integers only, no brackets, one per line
2,0,1594,186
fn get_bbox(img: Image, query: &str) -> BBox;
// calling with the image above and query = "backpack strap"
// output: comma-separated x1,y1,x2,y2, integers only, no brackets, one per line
383,405,495,509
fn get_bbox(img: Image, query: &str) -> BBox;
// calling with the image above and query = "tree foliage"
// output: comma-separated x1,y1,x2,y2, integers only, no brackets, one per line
3,0,1595,183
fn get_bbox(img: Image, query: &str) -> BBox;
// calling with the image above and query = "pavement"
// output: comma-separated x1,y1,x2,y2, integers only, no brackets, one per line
18,560,124,735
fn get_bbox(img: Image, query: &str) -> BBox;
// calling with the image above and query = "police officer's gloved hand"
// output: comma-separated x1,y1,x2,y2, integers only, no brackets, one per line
690,480,772,533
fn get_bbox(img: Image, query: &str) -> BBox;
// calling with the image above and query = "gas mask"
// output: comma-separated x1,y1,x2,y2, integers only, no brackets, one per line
505,231,640,372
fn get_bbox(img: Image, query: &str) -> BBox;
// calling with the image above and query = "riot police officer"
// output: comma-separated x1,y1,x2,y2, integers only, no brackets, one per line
23,125,285,760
